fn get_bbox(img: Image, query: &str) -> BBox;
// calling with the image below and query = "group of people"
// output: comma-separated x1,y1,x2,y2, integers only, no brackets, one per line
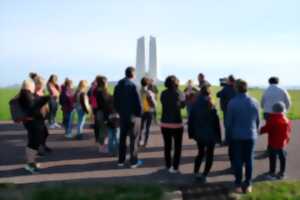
15,66,292,194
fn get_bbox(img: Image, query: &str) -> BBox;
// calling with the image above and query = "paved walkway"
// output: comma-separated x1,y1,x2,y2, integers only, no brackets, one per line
0,121,299,192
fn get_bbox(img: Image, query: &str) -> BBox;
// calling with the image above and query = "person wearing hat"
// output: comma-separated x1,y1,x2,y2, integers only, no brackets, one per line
260,101,292,180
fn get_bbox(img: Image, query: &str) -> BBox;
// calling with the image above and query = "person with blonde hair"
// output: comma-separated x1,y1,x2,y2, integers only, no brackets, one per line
74,80,90,140
33,76,52,155
19,79,50,173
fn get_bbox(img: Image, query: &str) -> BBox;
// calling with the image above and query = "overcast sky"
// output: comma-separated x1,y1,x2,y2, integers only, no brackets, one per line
0,0,300,87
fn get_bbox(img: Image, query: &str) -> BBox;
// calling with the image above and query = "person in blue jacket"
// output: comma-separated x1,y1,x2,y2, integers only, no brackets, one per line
226,79,260,194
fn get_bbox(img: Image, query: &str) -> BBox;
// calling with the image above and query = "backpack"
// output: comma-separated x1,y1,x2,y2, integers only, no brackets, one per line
9,95,30,123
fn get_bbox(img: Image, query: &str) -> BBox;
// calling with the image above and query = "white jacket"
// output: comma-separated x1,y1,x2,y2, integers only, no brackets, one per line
261,84,291,113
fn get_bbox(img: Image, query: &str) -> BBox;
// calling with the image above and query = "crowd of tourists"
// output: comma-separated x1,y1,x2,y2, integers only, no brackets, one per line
11,66,292,194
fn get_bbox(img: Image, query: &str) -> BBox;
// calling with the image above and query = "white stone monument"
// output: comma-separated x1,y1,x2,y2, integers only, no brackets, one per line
135,36,158,84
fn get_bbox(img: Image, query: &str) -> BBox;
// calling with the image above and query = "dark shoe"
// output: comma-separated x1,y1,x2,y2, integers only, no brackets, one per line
44,146,52,153
195,174,207,183
76,134,83,140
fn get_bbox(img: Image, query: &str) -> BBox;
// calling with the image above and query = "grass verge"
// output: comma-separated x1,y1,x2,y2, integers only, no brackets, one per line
240,181,300,200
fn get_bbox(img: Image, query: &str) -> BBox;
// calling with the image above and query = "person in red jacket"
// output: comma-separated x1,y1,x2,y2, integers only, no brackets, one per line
260,101,292,180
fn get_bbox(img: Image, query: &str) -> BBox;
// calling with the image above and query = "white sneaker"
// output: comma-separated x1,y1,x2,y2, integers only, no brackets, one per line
25,164,38,174
139,140,145,146
48,124,56,129
54,123,61,128
130,160,143,169
168,167,179,174
245,186,253,193
65,134,73,139
117,163,125,167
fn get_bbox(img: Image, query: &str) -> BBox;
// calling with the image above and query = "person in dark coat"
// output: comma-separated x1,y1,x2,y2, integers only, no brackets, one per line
188,84,221,182
113,66,143,168
216,75,236,172
19,79,50,173
160,75,185,173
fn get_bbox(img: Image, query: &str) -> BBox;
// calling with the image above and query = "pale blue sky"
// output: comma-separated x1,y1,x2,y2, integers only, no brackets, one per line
0,0,300,87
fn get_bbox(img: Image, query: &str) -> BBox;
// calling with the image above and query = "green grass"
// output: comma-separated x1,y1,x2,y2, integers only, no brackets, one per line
240,181,300,200
0,183,164,200
1,85,300,121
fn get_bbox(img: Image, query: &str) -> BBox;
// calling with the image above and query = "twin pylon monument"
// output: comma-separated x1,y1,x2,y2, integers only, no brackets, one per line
135,36,158,84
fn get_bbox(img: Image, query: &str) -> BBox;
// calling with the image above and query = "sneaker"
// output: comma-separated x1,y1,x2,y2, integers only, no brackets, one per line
48,124,56,129
168,167,179,174
99,145,108,153
33,163,41,169
117,163,125,167
130,160,144,169
234,187,243,194
24,164,38,174
195,174,207,183
76,134,83,140
277,173,286,180
139,140,145,147
245,186,253,193
65,134,73,139
265,173,277,180
54,123,61,128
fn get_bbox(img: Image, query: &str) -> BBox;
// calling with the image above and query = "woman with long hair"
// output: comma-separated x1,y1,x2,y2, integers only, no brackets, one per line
74,80,90,140
47,74,61,128
160,75,185,173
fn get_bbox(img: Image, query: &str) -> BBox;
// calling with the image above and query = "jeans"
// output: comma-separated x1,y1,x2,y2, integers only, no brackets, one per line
269,148,286,174
194,141,215,176
76,108,86,135
232,139,255,187
118,117,141,165
108,128,118,154
161,127,183,170
48,97,58,125
140,112,153,145
63,111,73,136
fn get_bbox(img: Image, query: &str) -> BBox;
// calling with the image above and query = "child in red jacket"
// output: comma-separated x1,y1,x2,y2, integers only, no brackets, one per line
260,101,292,180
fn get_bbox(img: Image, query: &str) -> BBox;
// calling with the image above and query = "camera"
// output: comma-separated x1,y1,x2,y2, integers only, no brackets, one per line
219,78,228,87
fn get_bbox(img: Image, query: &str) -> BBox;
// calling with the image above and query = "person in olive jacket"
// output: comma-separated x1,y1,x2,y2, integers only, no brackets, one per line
188,84,221,183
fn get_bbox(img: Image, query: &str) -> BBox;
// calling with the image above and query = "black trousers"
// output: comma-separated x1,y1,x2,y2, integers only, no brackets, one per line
140,112,153,145
161,127,183,170
48,97,58,125
118,118,141,165
194,141,215,176
269,148,286,174
24,120,43,150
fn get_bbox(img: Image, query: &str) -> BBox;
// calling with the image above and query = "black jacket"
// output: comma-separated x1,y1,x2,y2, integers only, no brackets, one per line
113,78,142,120
160,89,185,124
19,89,50,120
188,95,221,144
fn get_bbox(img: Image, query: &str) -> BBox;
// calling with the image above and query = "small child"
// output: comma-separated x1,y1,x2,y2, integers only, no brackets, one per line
260,101,292,180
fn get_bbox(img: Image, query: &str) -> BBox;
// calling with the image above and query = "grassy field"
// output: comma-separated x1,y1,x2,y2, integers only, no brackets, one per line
0,183,164,200
0,85,300,121
240,181,300,200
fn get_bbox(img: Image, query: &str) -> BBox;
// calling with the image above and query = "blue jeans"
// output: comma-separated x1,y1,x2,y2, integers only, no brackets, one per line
76,108,86,135
63,111,73,136
232,139,255,187
108,128,118,153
